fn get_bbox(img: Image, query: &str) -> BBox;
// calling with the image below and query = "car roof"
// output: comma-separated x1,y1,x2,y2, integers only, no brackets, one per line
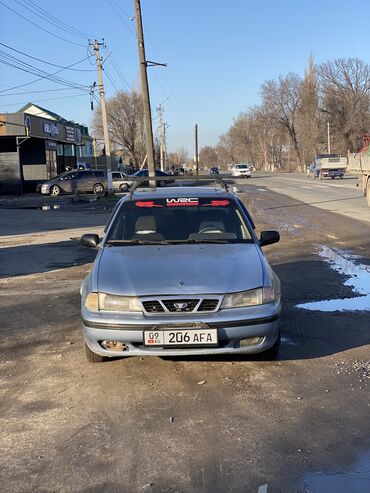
126,186,235,201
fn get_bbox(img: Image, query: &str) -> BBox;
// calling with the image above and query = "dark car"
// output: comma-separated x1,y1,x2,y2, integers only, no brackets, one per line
210,166,219,175
38,170,108,196
128,169,175,188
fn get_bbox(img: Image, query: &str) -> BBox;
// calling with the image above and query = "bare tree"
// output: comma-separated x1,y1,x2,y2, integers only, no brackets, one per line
167,147,188,168
297,55,320,164
199,146,218,167
318,58,370,153
91,90,146,167
262,73,302,170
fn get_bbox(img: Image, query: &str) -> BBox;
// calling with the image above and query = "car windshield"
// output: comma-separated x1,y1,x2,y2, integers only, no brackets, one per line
236,164,249,169
106,196,253,244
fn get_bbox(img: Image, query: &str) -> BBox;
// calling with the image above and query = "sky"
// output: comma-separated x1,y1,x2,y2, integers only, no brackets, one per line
0,0,369,155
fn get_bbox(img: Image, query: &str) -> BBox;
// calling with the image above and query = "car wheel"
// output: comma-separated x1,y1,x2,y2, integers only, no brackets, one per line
159,180,166,187
50,184,61,196
120,183,129,192
93,183,104,194
85,343,107,363
260,331,281,360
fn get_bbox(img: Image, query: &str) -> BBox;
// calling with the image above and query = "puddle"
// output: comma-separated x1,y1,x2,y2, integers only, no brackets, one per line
296,246,370,312
301,451,370,492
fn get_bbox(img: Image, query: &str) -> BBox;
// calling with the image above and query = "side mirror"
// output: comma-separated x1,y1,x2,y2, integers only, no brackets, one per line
81,234,100,248
259,230,280,247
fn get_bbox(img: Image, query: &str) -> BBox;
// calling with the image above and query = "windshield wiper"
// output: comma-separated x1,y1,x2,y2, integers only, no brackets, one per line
106,239,170,246
166,239,229,244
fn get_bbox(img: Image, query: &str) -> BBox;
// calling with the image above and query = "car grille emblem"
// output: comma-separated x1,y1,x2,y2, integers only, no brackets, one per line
178,280,184,286
174,302,188,311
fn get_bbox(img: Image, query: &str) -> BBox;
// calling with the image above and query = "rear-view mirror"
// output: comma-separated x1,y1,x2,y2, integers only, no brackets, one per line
81,234,100,248
259,230,280,247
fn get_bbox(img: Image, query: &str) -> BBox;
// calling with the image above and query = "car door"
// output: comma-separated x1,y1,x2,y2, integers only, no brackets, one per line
77,171,94,193
112,172,122,191
59,171,78,193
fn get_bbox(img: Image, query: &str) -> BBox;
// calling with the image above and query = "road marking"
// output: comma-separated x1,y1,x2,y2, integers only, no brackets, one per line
257,484,268,493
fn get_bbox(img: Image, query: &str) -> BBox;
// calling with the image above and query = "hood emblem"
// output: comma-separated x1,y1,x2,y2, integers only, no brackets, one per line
178,280,184,286
174,302,188,311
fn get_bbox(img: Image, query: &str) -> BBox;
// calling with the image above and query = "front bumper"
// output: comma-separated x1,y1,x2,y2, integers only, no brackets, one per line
82,303,281,357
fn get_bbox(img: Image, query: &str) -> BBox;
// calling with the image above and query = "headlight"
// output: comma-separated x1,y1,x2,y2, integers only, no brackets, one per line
84,292,141,312
221,287,276,309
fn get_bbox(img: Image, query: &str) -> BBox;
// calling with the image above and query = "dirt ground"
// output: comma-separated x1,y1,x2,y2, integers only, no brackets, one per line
0,178,369,493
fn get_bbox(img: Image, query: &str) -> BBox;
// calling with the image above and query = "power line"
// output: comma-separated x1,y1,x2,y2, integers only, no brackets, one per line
0,42,94,72
0,92,89,107
0,87,83,97
107,0,136,38
110,56,133,92
0,51,91,90
0,1,86,47
103,67,120,93
0,54,93,93
17,0,95,39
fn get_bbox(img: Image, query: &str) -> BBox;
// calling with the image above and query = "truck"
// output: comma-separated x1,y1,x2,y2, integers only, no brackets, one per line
310,154,347,180
347,152,370,207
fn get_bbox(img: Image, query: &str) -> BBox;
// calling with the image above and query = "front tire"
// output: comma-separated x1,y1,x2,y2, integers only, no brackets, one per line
85,343,107,363
159,180,166,187
120,183,129,192
93,183,104,194
50,184,61,196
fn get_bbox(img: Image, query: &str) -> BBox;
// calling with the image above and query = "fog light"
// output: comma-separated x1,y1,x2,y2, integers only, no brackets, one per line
239,337,263,347
101,340,127,351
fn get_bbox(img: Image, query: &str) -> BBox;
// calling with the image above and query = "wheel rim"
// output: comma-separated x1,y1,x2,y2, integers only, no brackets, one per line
94,184,103,193
51,186,59,195
120,184,128,192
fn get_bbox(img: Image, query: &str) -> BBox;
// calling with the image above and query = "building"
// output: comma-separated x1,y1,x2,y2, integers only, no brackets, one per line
0,103,94,194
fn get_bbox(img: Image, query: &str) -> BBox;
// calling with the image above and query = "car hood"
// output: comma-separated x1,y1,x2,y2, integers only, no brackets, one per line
97,243,263,296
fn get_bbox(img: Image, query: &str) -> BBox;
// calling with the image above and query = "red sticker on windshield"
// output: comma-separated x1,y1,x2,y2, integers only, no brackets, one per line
202,200,230,207
135,201,163,208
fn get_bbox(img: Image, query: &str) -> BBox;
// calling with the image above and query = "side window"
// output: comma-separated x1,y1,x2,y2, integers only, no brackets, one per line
94,171,106,178
112,172,120,179
237,199,255,230
80,171,93,179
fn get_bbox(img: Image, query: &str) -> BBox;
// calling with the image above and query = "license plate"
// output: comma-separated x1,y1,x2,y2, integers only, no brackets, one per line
144,329,218,347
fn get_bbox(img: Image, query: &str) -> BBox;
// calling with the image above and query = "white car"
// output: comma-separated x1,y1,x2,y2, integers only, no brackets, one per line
232,164,252,178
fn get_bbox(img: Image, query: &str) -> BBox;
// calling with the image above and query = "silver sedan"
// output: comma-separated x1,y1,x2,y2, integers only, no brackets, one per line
80,187,281,362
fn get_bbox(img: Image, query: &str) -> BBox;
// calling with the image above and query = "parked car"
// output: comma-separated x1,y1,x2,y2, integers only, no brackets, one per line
112,171,130,192
124,169,175,189
38,170,107,196
210,166,219,175
80,184,281,362
232,164,252,178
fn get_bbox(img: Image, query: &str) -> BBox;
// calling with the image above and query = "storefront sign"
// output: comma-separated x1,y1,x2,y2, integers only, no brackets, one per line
65,126,76,142
45,140,57,150
43,122,59,136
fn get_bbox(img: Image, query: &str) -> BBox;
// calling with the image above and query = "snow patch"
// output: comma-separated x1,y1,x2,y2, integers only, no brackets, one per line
296,246,370,312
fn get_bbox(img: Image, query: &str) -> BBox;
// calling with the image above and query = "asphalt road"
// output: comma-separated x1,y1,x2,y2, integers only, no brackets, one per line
0,175,369,493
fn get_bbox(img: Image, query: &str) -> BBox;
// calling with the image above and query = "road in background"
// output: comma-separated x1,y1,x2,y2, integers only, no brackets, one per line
0,178,369,493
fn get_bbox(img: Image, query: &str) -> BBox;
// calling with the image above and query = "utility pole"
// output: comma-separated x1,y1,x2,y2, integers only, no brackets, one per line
91,39,112,192
133,0,156,185
156,104,165,171
195,123,199,176
327,122,331,154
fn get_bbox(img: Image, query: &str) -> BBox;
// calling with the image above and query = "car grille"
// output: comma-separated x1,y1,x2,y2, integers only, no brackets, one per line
141,297,221,314
163,299,200,312
142,300,165,313
198,299,219,311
